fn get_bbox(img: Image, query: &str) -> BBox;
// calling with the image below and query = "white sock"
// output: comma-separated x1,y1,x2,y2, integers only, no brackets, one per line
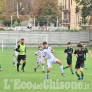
60,66,64,73
35,65,39,69
15,61,17,66
47,73,49,79
42,66,44,71
13,58,16,63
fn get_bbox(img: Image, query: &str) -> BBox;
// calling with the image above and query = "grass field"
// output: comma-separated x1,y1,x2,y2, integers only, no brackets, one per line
0,47,92,92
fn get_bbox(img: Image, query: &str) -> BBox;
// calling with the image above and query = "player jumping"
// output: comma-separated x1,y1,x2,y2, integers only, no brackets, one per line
74,43,86,81
64,42,74,74
42,41,65,81
16,38,27,72
34,46,45,73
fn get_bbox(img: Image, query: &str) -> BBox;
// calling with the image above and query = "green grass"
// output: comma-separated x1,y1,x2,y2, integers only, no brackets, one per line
0,47,92,92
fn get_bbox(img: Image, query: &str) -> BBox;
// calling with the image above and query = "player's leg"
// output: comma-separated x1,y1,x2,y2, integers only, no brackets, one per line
22,60,26,72
46,68,50,80
0,64,2,71
34,60,40,72
17,56,21,72
84,60,87,69
75,64,81,80
80,67,84,81
42,63,45,72
70,64,74,74
56,59,65,77
13,56,16,65
64,58,70,69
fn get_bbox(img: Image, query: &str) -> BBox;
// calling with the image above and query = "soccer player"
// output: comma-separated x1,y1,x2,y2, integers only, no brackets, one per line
16,38,27,72
74,43,86,81
0,64,2,71
82,44,88,69
34,46,45,73
13,41,20,67
64,42,74,74
42,41,65,81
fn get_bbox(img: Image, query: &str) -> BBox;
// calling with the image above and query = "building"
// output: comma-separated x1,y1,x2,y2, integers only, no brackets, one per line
61,0,82,30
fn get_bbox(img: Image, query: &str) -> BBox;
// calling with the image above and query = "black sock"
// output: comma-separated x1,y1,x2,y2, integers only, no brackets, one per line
17,63,19,70
22,63,26,69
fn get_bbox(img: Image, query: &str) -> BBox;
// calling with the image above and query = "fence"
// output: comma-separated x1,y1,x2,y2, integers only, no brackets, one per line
0,31,92,47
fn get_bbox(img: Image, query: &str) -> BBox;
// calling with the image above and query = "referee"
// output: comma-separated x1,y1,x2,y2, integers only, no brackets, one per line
16,38,27,72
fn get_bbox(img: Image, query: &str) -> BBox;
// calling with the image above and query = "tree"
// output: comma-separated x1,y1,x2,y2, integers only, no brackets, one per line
75,0,92,24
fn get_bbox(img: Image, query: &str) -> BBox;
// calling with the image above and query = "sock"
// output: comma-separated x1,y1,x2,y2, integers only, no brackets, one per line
47,73,49,79
42,66,44,71
60,66,64,73
0,64,1,69
77,74,80,78
84,64,86,67
13,58,16,63
22,63,26,69
17,63,19,70
35,65,39,69
64,66,69,69
70,69,74,73
15,61,17,66
81,73,84,78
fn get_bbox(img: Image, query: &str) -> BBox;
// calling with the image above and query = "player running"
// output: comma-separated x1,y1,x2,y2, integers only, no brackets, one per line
34,46,45,73
16,38,27,72
13,41,20,67
82,44,89,69
74,43,86,81
64,42,74,74
42,41,65,81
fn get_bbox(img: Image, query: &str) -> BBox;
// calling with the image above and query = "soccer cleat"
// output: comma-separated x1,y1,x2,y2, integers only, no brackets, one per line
0,69,2,71
81,77,84,81
17,69,19,72
78,77,81,80
21,68,25,72
85,67,87,69
46,78,48,81
62,73,66,77
42,71,45,73
72,73,74,75
34,68,36,72
13,62,15,65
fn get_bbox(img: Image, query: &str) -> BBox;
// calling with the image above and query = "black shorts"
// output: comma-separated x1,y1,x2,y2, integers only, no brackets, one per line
75,61,84,69
67,58,72,65
18,55,26,62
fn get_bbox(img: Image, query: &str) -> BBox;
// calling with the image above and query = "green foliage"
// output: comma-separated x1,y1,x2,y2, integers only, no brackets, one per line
75,6,80,13
2,20,11,26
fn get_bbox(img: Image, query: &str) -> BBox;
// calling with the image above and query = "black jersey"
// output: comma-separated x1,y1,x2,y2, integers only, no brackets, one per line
74,49,86,61
82,47,88,55
64,47,73,58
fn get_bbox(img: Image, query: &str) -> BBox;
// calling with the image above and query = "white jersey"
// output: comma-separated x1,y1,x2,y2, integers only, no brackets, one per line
35,50,43,60
14,45,18,55
42,47,55,60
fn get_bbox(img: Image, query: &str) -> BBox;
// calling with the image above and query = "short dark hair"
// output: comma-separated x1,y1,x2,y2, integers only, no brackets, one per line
21,38,24,40
38,45,42,48
67,42,71,45
43,41,47,45
77,43,82,47
83,43,86,45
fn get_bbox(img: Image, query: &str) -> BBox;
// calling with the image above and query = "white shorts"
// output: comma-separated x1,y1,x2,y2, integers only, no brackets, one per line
37,59,42,65
47,58,58,68
15,53,18,58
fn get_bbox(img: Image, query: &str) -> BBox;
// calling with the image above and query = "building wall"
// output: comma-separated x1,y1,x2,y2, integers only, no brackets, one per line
61,0,81,30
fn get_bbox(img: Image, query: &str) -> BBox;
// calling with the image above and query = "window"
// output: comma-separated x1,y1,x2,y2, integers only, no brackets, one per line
71,0,72,5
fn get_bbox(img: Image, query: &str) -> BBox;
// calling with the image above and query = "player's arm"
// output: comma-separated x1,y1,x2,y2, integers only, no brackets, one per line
25,46,27,56
89,50,92,58
42,56,45,64
13,49,15,56
35,51,41,57
73,50,78,58
51,47,55,53
16,45,20,52
64,49,67,59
